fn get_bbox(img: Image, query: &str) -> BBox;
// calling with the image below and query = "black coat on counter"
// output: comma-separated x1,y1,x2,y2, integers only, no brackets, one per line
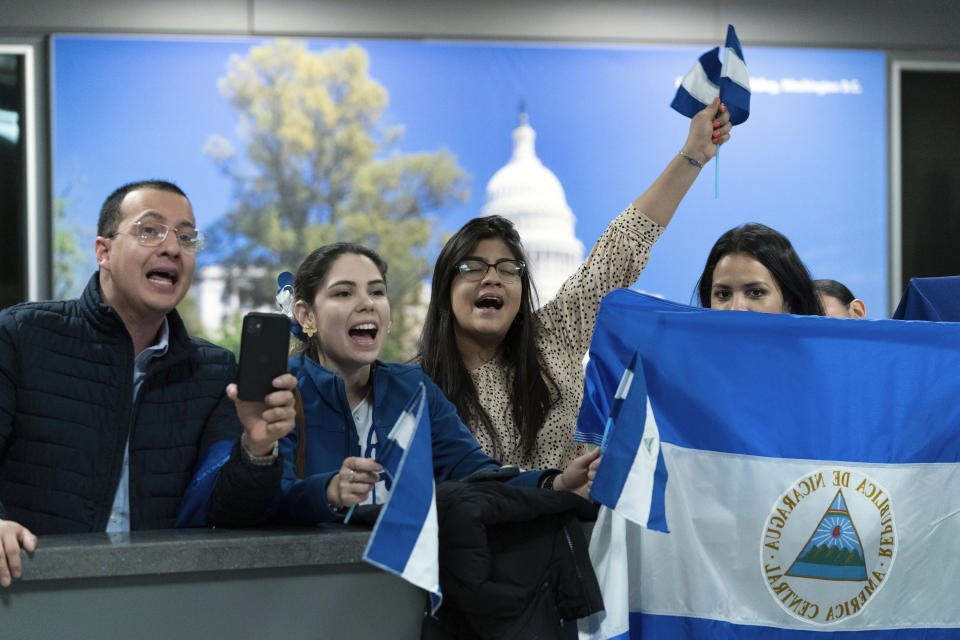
423,480,604,640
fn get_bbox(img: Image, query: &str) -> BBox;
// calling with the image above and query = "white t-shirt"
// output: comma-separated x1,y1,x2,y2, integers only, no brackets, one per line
353,397,390,505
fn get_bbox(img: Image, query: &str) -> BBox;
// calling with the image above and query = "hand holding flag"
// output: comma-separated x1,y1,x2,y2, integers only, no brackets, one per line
331,456,382,512
668,96,731,201
672,24,749,197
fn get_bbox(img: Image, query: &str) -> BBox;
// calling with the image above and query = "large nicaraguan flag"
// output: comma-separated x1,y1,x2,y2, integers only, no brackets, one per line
671,24,750,125
363,382,442,612
576,289,960,638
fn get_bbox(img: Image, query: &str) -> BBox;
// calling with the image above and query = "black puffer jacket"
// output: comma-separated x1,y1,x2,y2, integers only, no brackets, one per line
0,274,280,533
424,481,604,640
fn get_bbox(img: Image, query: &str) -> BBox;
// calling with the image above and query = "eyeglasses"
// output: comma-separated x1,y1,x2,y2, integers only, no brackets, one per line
455,259,525,282
116,219,205,251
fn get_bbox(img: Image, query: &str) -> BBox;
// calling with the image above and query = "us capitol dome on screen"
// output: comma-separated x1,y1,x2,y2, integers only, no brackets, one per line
481,111,583,306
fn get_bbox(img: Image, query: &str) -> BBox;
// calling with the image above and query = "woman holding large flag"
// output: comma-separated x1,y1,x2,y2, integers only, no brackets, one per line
417,100,731,472
273,243,596,522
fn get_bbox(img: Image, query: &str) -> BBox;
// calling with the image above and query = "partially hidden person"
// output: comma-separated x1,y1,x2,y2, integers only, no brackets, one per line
814,278,867,318
697,222,824,315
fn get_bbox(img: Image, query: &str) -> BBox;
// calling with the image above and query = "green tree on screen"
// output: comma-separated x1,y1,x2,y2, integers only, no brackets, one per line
205,39,468,361
53,196,93,301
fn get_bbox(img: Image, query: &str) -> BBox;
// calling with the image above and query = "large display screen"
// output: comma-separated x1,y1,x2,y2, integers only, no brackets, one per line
52,35,886,354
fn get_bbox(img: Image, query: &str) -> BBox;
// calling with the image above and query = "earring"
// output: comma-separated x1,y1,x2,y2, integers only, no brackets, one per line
302,317,317,338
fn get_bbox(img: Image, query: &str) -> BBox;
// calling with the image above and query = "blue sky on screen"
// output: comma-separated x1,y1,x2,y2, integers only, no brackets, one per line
52,36,886,314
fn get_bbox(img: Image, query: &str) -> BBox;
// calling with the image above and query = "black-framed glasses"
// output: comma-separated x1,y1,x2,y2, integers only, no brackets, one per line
116,219,205,251
455,259,525,282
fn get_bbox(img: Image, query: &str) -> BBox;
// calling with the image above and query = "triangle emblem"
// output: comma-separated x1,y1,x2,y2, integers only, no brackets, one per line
643,436,656,455
785,489,868,581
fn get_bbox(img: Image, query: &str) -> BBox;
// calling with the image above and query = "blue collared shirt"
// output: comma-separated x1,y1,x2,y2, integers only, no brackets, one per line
106,319,170,533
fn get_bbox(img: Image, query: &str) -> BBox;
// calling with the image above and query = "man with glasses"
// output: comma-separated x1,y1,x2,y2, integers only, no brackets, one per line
0,180,297,587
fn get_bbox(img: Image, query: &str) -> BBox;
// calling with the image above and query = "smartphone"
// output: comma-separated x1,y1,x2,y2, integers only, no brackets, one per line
236,312,290,401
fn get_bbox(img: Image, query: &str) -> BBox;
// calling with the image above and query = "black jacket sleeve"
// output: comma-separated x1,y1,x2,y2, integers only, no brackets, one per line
209,440,283,528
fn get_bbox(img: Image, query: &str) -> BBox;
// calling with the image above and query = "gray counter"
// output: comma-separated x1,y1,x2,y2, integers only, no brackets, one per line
2,526,425,640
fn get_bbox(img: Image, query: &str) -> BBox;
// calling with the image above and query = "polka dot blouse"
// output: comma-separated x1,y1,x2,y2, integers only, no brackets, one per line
468,205,664,470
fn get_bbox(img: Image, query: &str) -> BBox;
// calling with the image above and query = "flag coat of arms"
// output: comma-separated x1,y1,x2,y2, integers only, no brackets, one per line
363,382,442,612
576,289,960,638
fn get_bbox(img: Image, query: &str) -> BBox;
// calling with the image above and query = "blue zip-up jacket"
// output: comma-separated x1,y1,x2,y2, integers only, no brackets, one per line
279,354,545,523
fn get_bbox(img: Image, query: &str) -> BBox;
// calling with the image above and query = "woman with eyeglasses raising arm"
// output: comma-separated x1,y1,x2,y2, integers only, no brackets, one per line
417,99,732,471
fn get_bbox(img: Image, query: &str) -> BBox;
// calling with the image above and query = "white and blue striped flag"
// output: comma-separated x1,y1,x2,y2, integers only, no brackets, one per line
586,350,669,533
577,289,960,639
363,382,442,612
671,24,750,125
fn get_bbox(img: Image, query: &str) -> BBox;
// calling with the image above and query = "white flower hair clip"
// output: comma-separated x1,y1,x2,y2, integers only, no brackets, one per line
276,271,305,339
276,286,294,318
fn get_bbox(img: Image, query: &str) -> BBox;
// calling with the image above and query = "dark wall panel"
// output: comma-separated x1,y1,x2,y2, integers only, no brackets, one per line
900,70,960,291
0,53,25,308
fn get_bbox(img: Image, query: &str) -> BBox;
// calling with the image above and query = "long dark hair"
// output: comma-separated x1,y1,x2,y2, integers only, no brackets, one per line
417,215,556,460
293,242,389,361
696,223,824,315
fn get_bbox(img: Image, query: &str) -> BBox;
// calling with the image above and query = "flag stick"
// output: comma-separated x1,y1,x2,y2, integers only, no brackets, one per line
715,143,720,199
599,416,615,453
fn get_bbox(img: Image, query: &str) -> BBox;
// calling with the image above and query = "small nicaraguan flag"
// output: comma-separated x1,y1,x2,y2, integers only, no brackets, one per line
362,383,442,613
671,24,750,125
589,349,669,534
578,289,960,639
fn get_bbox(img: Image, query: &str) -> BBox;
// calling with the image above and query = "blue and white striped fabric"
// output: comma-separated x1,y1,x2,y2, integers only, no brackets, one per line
578,289,960,639
589,351,669,533
363,383,442,612
671,24,750,125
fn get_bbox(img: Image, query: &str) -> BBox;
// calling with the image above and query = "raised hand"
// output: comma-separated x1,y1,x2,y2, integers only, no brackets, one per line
227,373,298,456
681,97,732,166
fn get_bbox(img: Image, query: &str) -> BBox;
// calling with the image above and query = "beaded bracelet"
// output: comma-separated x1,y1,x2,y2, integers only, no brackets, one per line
679,150,704,169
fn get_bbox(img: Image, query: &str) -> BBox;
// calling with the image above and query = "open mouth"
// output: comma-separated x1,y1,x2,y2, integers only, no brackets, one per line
475,295,504,310
146,270,178,287
349,322,379,342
